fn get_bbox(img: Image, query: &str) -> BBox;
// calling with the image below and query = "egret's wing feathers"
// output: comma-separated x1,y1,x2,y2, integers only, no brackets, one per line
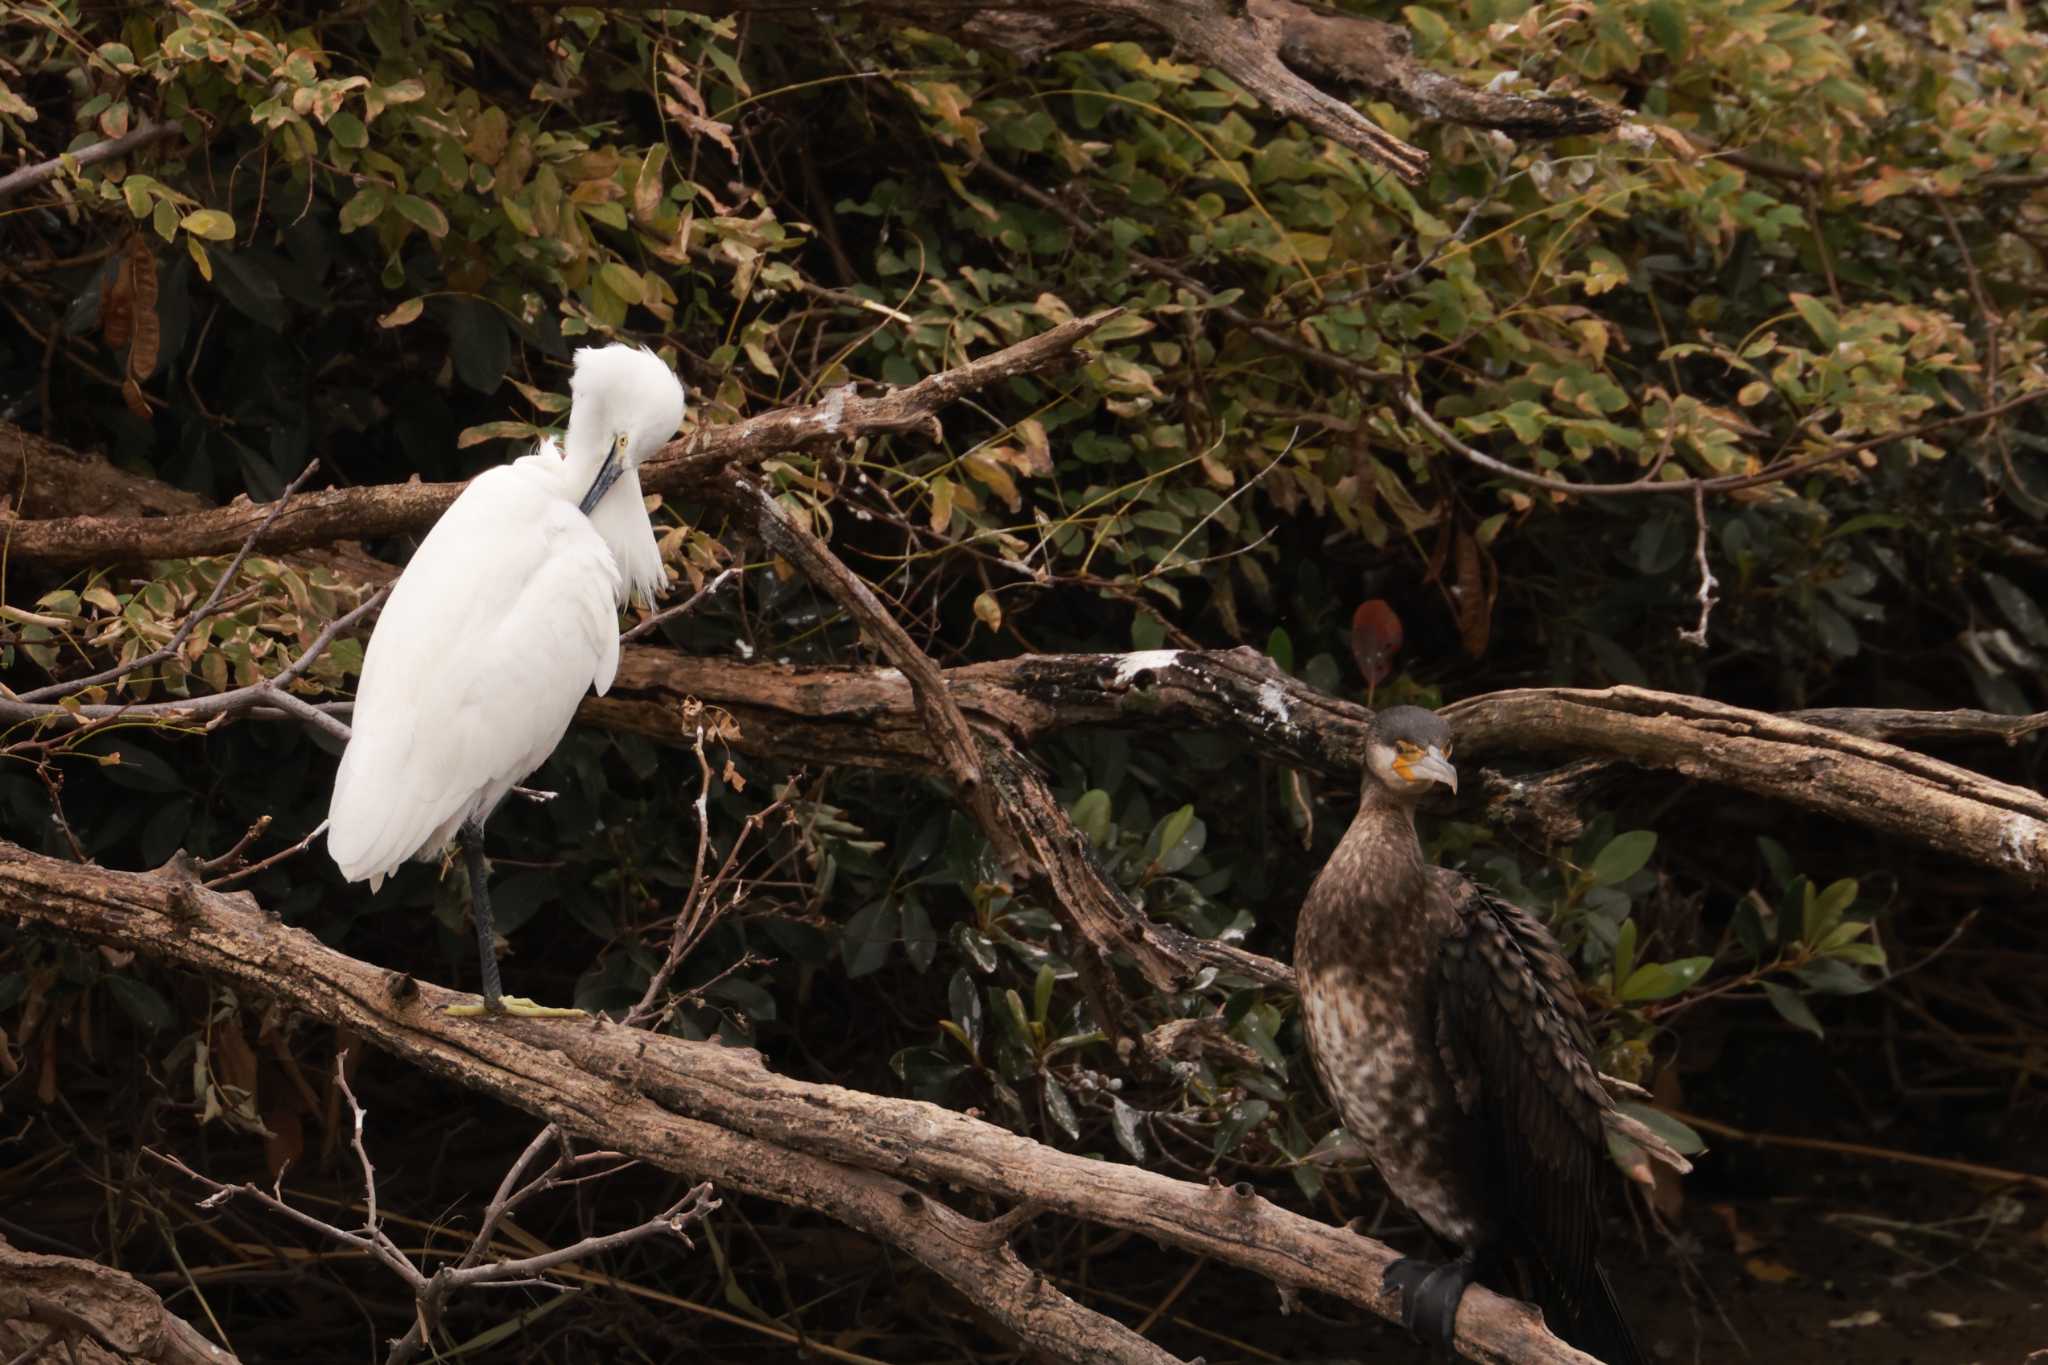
328,466,622,885
1430,872,1614,1341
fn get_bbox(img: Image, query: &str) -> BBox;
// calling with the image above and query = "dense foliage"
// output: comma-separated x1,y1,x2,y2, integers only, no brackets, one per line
3,0,2044,1359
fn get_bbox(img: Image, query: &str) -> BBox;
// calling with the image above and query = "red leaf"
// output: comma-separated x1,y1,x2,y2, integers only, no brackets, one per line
1350,599,1404,686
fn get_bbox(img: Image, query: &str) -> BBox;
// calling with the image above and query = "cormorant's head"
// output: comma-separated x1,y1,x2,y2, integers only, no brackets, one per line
1364,705,1457,800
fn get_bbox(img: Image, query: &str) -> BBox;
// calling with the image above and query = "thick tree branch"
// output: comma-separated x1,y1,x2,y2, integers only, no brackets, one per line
0,311,1119,569
592,646,2048,890
1444,686,2048,885
0,1238,237,1365
0,841,1598,1365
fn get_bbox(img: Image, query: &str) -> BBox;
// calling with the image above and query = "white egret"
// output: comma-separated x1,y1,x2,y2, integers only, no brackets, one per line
327,344,686,1015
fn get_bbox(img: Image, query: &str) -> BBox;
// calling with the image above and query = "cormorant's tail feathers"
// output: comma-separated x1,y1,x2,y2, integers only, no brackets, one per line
1552,1260,1645,1365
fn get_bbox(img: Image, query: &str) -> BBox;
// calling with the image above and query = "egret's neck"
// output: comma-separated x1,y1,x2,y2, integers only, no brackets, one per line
562,417,614,493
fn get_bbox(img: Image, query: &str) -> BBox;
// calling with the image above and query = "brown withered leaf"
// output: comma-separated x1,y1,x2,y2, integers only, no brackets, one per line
1453,529,1497,659
101,236,136,350
127,234,159,383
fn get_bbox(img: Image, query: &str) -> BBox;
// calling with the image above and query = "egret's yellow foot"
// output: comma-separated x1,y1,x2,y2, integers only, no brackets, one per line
444,996,587,1019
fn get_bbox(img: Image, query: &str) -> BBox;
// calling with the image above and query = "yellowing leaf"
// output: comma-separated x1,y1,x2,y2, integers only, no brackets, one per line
378,297,424,328
972,591,1002,633
180,209,235,240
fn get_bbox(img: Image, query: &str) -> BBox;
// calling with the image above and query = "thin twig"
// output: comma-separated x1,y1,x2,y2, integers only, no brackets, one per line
620,567,735,643
1676,483,1718,648
196,815,270,873
1666,1108,2048,1193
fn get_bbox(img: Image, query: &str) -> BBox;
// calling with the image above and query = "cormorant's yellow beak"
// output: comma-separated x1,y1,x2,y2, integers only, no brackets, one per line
1407,745,1458,793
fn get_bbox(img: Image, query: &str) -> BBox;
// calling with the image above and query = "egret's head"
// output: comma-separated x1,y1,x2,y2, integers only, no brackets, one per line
570,345,686,513
571,344,687,465
1364,705,1457,801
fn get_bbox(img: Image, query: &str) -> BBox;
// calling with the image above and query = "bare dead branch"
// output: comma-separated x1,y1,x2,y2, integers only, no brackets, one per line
1443,685,2048,885
0,122,182,201
729,474,1027,875
0,1238,237,1365
0,842,1600,1365
146,1060,718,1365
0,312,1119,569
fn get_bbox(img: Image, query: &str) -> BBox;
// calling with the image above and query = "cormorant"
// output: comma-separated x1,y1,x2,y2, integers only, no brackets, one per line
1296,705,1682,1363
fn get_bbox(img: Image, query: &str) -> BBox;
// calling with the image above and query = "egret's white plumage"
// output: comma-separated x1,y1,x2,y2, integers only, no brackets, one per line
326,344,685,1010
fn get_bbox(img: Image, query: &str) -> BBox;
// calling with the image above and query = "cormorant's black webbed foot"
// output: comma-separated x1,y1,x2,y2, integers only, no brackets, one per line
1381,1253,1479,1351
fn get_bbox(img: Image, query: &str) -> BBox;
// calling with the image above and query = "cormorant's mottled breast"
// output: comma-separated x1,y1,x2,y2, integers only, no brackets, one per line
1296,706,1682,1364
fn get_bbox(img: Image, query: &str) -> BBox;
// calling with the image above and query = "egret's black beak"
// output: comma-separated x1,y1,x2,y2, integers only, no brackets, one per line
578,432,629,515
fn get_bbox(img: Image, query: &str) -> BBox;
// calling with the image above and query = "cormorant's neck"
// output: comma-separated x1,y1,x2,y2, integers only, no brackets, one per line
1345,786,1428,905
1298,787,1430,964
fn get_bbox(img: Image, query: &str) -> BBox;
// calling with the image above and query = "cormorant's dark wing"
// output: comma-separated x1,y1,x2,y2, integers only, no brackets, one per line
1430,871,1643,1365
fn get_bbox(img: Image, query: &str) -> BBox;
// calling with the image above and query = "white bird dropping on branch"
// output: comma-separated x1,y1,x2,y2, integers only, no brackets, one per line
326,344,686,1016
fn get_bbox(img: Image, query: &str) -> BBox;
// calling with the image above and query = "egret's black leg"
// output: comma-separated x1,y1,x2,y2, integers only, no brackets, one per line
460,820,503,1013
1381,1250,1480,1352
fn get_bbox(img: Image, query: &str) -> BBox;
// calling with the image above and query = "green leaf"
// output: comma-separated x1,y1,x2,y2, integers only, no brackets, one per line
180,208,235,240
1613,1100,1704,1155
1032,963,1056,1027
598,261,644,302
1644,0,1688,60
1984,573,2048,647
106,975,174,1032
1042,1074,1080,1140
392,193,449,237
1763,981,1824,1037
948,967,982,1054
1789,292,1839,348
1587,830,1657,886
840,900,898,979
1266,625,1294,674
1619,956,1712,1002
1071,789,1112,846
900,895,937,973
328,110,367,149
339,184,387,231
1110,1096,1147,1161
1801,877,1857,943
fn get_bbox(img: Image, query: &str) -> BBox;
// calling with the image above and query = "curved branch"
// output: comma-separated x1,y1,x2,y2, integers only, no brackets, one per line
0,310,1120,569
0,839,1598,1365
1443,685,2048,884
0,1238,236,1365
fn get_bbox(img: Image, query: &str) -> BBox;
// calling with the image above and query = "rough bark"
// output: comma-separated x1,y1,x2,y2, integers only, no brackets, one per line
591,648,2048,891
0,1239,237,1365
1444,685,2048,885
0,311,1118,569
0,840,1600,1365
